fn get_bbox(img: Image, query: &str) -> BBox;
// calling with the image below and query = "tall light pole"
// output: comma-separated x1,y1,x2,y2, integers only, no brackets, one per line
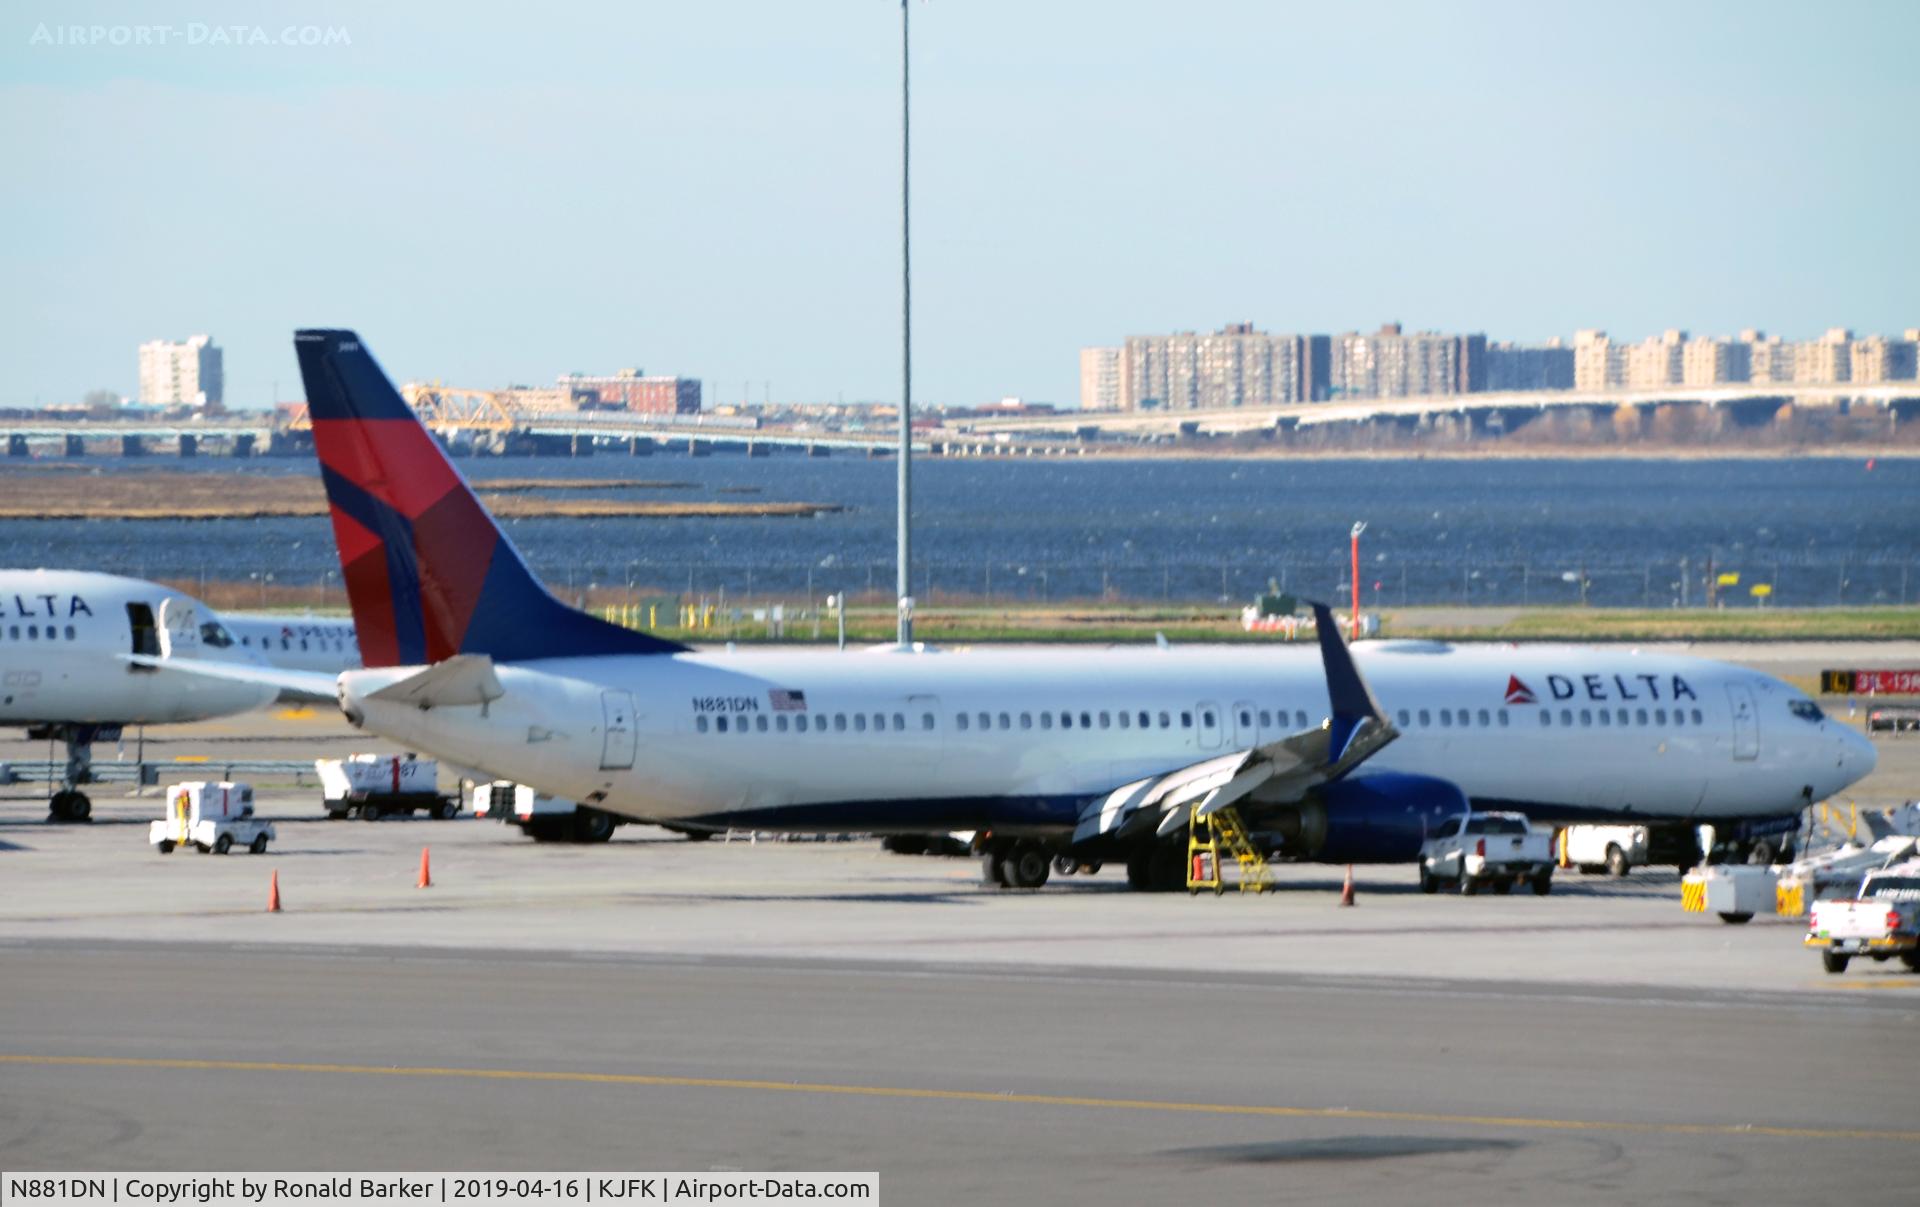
896,0,914,647
1350,521,1367,639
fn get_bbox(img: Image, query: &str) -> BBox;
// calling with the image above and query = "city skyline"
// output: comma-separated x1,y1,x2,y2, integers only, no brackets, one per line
3,0,1916,409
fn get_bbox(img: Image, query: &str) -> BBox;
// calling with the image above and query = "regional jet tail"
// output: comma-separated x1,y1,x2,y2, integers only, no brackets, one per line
266,328,1876,891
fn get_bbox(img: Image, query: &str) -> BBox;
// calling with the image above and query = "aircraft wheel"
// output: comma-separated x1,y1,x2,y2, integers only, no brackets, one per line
1006,845,1051,889
250,834,269,854
156,840,175,854
1821,951,1849,975
1605,845,1630,877
213,834,233,855
981,850,1010,888
572,809,616,844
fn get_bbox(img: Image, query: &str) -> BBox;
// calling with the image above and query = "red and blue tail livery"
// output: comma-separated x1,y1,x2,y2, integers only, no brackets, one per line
293,329,686,667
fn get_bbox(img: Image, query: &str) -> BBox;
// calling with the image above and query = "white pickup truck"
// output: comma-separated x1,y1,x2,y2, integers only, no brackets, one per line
1420,812,1555,896
1805,863,1920,975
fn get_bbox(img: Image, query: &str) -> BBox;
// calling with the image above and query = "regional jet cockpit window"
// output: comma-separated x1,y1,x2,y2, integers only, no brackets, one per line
1788,700,1825,723
199,621,235,648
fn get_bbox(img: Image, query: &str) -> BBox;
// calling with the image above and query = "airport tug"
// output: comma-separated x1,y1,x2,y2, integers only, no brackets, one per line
150,781,275,855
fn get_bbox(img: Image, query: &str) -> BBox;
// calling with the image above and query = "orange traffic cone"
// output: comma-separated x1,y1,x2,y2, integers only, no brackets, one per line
417,846,432,889
267,869,282,913
1339,864,1356,907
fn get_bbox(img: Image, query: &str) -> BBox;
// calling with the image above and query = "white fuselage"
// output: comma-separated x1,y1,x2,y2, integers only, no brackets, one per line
0,569,279,727
220,613,361,675
342,641,1875,834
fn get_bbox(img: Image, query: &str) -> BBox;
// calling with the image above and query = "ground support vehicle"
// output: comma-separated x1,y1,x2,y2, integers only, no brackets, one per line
149,781,275,855
318,753,456,820
1421,812,1554,896
1805,862,1920,974
1680,864,1773,924
471,780,625,843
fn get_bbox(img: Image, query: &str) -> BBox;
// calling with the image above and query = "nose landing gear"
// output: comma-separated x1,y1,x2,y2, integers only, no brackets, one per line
30,724,115,823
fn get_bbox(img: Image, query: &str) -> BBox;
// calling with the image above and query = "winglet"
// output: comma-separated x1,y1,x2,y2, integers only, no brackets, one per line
1309,601,1387,762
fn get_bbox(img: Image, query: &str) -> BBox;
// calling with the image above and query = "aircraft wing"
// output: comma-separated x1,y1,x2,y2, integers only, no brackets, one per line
123,654,339,703
1072,603,1398,846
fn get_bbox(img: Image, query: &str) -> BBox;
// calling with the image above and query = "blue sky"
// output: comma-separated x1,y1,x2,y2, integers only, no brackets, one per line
2,1,1915,409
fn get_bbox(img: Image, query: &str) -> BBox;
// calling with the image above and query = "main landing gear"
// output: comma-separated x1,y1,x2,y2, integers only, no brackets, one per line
31,723,117,823
979,839,1055,889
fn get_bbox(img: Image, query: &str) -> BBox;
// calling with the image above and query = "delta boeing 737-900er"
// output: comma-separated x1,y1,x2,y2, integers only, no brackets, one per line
146,329,1876,890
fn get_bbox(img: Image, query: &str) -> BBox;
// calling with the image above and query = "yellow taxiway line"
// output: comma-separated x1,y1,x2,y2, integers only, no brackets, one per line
3,1053,1915,1144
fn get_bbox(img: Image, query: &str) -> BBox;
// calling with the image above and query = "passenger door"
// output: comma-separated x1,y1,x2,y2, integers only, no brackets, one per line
1726,684,1759,761
600,690,637,770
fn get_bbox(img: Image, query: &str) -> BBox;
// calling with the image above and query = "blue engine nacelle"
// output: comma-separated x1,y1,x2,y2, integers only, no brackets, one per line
1270,772,1470,864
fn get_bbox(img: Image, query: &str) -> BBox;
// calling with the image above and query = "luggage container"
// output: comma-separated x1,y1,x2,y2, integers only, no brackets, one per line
317,753,456,820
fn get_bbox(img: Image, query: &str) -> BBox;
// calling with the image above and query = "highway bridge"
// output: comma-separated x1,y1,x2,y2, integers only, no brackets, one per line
944,381,1920,440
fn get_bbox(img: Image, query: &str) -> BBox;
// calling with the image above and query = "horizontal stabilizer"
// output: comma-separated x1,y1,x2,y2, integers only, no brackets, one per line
123,654,338,703
362,655,503,709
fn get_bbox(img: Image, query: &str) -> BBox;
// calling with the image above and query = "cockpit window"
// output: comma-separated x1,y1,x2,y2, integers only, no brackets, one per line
199,621,235,648
1787,700,1824,723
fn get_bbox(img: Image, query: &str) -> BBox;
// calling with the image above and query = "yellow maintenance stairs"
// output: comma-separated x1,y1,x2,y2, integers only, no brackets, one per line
1185,802,1276,894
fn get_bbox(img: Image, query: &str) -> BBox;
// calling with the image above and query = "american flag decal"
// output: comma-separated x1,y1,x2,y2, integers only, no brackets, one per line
769,689,808,711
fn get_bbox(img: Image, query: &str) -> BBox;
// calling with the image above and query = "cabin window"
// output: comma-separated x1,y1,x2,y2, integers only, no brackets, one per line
1199,710,1213,728
998,712,1011,730
1158,711,1171,729
1259,710,1272,728
1118,711,1130,729
1560,709,1573,726
1239,710,1252,729
834,714,847,732
1020,712,1032,730
1597,710,1610,727
696,716,708,733
1580,709,1592,726
1691,709,1703,725
794,714,809,733
1478,709,1491,727
1099,711,1110,729
715,716,728,733
756,715,769,732
1180,711,1193,729
977,712,990,730
1080,711,1092,729
853,714,867,732
8,626,17,640
776,715,789,732
956,713,969,731
1539,710,1550,727
1654,708,1667,725
1060,711,1072,729
1418,709,1431,727
1673,710,1686,728
1497,710,1509,727
1635,708,1648,726
65,625,76,640
1141,711,1153,728
921,712,935,730
28,625,39,640
1040,713,1053,730
1396,709,1410,727
1438,709,1452,728
300,639,310,651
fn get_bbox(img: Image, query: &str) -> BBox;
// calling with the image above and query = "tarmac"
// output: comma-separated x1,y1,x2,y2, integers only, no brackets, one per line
1,641,1917,1202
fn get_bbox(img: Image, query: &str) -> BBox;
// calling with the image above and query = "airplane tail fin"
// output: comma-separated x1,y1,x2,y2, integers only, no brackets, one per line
293,329,687,667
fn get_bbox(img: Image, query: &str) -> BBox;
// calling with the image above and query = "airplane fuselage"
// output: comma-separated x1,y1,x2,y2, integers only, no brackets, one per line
343,641,1872,836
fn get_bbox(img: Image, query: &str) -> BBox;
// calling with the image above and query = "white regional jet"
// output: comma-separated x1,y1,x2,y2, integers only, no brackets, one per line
156,329,1878,889
0,570,282,819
